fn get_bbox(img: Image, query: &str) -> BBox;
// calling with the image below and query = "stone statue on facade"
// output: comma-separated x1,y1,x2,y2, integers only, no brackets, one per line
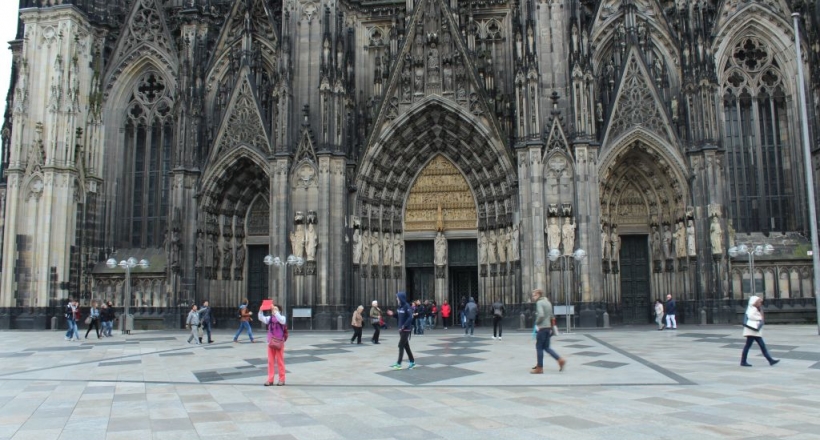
547,217,561,252
663,224,673,259
601,224,610,259
306,222,318,261
686,220,696,257
434,232,447,266
674,222,686,258
371,231,382,266
393,234,403,266
479,231,488,265
290,223,305,259
727,222,736,248
352,228,362,265
487,229,498,264
222,240,233,270
361,230,371,266
710,216,723,255
382,232,393,266
562,217,576,255
510,224,520,261
195,232,205,268
497,227,508,263
169,229,181,270
235,238,245,272
611,227,621,260
651,225,662,260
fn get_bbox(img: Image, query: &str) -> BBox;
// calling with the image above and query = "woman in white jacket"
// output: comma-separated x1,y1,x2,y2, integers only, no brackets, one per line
740,295,780,367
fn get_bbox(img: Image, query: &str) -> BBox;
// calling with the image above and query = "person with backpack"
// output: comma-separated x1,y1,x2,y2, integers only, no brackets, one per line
464,297,478,336
491,299,505,340
258,303,287,386
233,299,255,343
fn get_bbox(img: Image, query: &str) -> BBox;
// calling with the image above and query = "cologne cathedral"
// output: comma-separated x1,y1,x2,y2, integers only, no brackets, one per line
1,0,819,329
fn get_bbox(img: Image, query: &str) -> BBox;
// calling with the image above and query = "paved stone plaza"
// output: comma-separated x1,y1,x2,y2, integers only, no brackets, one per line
0,325,819,440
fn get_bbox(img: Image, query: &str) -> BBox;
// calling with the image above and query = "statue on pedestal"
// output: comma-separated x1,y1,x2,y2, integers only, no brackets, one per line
479,231,489,265
547,217,561,252
383,232,393,266
611,227,621,260
497,227,508,263
710,216,723,255
392,234,403,266
361,230,371,266
434,232,447,266
510,224,520,261
601,224,610,259
306,222,318,261
352,228,362,264
686,220,696,257
663,224,673,259
562,217,576,256
371,231,382,266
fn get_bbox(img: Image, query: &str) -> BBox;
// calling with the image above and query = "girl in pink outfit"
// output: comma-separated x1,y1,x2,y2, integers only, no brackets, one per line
258,305,287,386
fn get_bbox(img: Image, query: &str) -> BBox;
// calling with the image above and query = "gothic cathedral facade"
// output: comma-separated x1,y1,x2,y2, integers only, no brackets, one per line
1,0,819,329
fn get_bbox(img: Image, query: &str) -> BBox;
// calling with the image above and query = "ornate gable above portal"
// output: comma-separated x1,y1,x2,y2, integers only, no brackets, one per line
404,155,476,232
211,0,279,61
602,46,677,147
291,121,319,189
369,0,503,144
106,0,178,95
210,69,271,162
544,117,571,158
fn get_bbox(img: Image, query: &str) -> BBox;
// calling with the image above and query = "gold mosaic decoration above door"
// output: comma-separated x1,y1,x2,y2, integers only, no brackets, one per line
404,155,477,231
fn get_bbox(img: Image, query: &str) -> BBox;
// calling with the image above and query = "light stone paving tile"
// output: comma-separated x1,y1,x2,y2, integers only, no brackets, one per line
150,431,202,440
104,429,153,440
10,429,63,440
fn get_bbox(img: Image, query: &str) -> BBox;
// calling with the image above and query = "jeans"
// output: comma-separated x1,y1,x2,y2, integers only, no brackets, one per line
427,316,435,329
741,336,775,364
371,322,381,343
493,316,503,337
460,311,466,328
536,328,560,367
397,331,414,364
65,320,79,340
233,321,254,342
465,318,475,335
414,317,424,334
202,321,212,342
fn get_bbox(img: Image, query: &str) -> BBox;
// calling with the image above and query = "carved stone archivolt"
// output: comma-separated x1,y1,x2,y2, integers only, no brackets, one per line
404,155,477,232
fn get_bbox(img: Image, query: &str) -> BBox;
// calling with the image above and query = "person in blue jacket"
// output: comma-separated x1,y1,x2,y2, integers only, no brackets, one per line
390,291,416,370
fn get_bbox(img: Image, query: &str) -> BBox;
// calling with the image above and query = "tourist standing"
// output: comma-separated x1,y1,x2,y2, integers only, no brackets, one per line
491,300,505,340
740,295,780,367
233,299,255,343
103,301,115,336
186,304,201,345
390,292,416,370
351,305,364,344
414,300,426,335
665,294,677,329
531,289,566,374
84,301,101,339
370,300,382,344
441,300,451,329
429,301,438,329
259,304,287,386
65,299,80,341
464,297,478,336
199,300,213,344
654,299,665,330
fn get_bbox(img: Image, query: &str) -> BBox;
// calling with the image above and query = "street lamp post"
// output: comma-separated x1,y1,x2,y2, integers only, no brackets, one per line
105,257,149,334
728,244,774,299
263,254,305,318
548,248,587,334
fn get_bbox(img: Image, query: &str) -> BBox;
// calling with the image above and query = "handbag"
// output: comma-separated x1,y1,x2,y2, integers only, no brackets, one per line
268,337,284,350
743,315,764,331
84,316,92,325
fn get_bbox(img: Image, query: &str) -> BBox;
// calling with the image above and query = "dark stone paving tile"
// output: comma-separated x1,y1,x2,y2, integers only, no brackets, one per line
150,417,193,432
565,344,594,348
810,361,820,369
113,394,146,402
107,416,151,431
276,413,319,428
378,405,432,418
85,341,139,346
244,358,267,366
376,365,481,385
414,355,483,366
389,425,442,439
572,351,608,357
99,359,142,367
284,355,324,365
0,352,33,358
541,415,606,430
203,345,233,350
158,352,194,357
770,351,820,361
584,360,628,369
249,435,297,440
25,346,93,352
221,402,260,413
129,337,177,342
677,333,731,338
667,410,739,425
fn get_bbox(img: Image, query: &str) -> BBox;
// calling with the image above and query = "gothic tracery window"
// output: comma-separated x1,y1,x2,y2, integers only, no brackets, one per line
721,38,793,233
124,72,173,248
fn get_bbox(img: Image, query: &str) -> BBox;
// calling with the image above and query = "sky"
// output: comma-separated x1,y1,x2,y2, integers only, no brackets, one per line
0,3,18,163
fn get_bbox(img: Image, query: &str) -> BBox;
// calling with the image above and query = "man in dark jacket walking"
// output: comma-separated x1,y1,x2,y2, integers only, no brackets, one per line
491,300,505,340
391,291,416,370
665,294,677,329
464,297,478,336
199,300,214,343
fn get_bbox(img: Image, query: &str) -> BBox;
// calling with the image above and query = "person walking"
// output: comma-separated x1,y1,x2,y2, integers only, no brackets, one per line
233,299,255,343
531,289,566,374
84,301,101,339
64,298,80,341
429,301,438,330
370,301,382,344
464,297,478,336
186,304,201,345
654,299,665,330
259,304,287,386
740,295,780,367
103,301,115,336
390,291,416,370
491,299,505,340
199,300,214,344
351,305,364,344
413,300,425,335
665,294,677,329
441,300,451,329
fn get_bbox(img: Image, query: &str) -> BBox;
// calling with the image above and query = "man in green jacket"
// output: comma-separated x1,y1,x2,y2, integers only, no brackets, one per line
531,289,566,374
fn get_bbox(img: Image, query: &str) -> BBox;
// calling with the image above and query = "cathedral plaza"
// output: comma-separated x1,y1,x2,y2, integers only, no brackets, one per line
1,0,820,331
0,326,819,439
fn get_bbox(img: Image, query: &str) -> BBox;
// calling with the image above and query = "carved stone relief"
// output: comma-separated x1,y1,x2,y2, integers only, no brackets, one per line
404,155,477,231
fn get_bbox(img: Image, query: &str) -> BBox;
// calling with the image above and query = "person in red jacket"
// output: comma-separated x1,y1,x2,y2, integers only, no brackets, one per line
440,300,452,329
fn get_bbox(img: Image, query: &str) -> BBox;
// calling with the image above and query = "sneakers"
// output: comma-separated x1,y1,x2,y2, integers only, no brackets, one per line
390,363,402,370
407,362,417,370
769,359,780,366
492,336,496,340
497,337,502,341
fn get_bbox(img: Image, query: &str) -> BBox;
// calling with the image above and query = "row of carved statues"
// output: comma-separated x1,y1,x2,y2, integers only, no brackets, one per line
352,230,404,266
195,233,246,276
546,217,577,255
477,224,521,265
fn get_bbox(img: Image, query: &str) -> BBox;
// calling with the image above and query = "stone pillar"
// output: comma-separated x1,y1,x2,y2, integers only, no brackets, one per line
271,157,291,310
573,141,603,303
516,142,547,295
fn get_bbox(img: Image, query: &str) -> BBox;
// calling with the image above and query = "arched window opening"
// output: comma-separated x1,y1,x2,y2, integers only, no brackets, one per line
124,72,174,248
722,37,792,233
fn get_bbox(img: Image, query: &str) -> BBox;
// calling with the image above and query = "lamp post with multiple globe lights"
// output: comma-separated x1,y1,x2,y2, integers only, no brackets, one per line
105,257,149,334
728,244,774,299
547,248,587,334
263,254,304,316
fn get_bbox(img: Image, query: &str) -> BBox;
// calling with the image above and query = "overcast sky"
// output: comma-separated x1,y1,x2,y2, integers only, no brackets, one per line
0,4,18,162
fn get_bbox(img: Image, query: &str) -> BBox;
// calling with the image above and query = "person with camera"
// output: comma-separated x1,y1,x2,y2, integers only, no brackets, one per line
258,302,287,386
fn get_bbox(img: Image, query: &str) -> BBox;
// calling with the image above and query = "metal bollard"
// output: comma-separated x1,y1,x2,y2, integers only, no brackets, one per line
51,316,58,331
519,313,527,330
602,311,610,328
700,308,707,325
337,314,344,331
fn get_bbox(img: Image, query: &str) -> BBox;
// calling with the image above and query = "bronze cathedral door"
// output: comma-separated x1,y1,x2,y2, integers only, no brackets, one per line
619,236,651,324
246,245,269,308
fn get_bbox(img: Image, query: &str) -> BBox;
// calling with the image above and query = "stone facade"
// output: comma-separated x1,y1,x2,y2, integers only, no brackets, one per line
1,0,819,329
